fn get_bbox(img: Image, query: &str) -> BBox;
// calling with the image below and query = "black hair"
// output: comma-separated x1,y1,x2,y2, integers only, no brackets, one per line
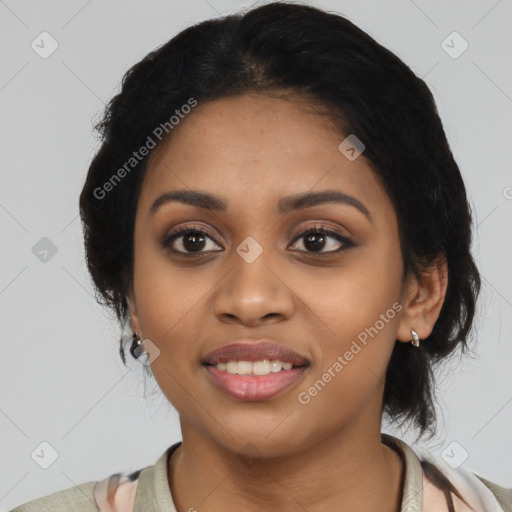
79,3,481,509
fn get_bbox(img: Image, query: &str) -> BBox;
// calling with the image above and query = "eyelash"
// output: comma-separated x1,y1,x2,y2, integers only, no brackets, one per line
161,224,355,256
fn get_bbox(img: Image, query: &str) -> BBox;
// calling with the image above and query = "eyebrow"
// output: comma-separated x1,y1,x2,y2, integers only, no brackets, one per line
150,189,372,222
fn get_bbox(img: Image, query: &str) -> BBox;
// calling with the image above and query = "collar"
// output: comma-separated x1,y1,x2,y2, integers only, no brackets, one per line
382,433,424,511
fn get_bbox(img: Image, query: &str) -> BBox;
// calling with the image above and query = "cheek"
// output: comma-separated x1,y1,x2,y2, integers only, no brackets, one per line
294,281,402,438
303,247,403,339
132,242,212,359
300,244,404,397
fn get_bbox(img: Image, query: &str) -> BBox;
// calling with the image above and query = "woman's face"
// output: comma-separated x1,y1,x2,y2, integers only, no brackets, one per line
129,93,418,457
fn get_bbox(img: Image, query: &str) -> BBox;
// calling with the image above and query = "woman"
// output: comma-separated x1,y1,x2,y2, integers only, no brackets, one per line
11,2,511,511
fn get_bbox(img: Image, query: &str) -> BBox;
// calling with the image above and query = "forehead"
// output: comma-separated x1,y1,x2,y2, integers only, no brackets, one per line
139,94,390,216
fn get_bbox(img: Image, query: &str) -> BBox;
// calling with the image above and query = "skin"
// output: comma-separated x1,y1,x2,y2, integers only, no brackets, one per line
128,93,448,512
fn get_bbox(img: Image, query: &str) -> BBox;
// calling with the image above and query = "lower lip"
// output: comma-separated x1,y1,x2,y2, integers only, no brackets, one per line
203,364,308,401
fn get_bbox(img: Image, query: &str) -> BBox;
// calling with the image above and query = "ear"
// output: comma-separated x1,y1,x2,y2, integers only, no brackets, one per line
396,254,448,344
127,285,143,337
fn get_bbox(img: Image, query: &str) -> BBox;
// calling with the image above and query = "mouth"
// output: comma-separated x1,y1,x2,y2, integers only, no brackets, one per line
201,340,310,401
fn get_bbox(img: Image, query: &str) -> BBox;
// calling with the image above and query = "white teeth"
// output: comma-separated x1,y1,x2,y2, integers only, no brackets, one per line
237,361,253,375
214,359,296,375
226,361,238,374
253,360,270,375
270,360,281,372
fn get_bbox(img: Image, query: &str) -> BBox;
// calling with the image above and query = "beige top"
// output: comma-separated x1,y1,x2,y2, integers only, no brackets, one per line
11,433,511,511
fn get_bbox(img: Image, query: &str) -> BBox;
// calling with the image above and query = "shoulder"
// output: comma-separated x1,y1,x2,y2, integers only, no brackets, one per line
9,446,175,512
10,481,99,512
10,468,147,512
416,448,511,511
473,474,512,512
384,434,511,512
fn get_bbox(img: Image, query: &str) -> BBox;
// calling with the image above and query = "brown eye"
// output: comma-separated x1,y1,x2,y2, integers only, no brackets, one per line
161,227,222,254
289,226,354,254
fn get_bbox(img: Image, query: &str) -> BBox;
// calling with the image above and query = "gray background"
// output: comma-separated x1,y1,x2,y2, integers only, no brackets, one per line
1,0,511,509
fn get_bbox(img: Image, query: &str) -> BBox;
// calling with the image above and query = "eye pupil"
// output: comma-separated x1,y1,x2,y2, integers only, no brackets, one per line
304,232,326,252
183,232,206,252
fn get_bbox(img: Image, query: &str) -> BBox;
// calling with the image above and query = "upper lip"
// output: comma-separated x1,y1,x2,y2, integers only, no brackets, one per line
202,339,310,366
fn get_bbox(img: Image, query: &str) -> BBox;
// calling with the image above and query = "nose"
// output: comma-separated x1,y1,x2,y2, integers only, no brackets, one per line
213,249,295,327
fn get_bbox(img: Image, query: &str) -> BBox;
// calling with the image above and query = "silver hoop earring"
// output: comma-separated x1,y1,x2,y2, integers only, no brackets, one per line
410,329,420,347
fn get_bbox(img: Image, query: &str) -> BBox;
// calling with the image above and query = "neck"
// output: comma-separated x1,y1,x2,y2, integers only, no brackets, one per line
167,425,404,512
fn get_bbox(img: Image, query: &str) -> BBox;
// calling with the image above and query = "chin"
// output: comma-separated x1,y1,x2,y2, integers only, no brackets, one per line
206,419,312,459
